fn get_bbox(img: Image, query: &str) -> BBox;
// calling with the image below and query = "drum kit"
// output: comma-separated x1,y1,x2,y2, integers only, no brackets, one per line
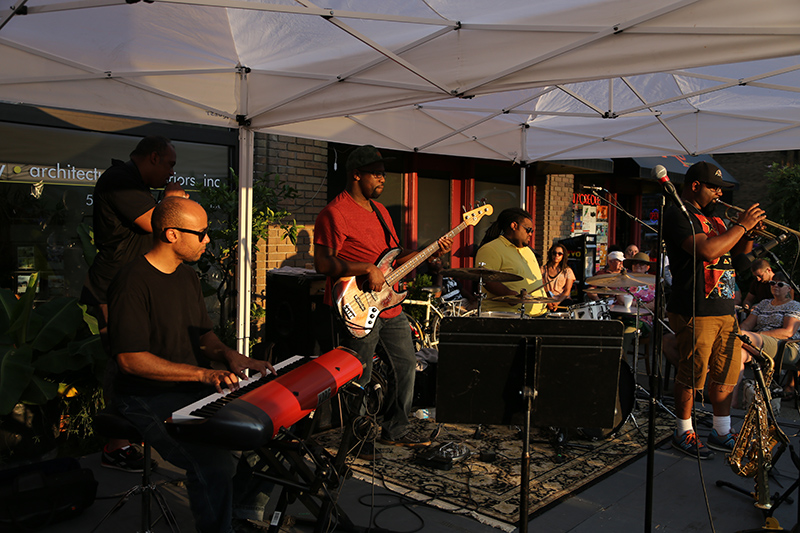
440,267,558,318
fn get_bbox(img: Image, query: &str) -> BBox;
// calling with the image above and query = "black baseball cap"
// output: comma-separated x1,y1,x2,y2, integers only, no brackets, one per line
685,161,733,189
346,145,395,173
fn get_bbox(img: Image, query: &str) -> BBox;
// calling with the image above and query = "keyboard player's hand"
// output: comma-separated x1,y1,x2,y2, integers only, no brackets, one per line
201,369,245,393
224,350,277,384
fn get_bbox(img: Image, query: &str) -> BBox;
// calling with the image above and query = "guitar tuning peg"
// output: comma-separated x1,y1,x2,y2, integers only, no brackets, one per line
461,206,467,213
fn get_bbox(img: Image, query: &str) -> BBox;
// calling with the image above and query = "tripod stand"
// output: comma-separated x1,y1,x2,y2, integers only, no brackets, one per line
716,336,795,532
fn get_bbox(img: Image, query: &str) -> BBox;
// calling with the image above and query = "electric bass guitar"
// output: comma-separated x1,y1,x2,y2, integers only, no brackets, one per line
333,203,493,338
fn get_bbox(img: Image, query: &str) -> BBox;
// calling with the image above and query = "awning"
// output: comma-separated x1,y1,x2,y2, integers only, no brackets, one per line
631,155,738,185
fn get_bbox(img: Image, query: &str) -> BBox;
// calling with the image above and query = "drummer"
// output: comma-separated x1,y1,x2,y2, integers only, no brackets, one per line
475,207,548,317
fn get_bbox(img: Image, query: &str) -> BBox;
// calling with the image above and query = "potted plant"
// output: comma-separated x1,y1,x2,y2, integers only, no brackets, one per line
0,272,106,463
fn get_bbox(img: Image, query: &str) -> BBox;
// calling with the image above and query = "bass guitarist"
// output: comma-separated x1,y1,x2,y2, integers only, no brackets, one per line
314,145,452,455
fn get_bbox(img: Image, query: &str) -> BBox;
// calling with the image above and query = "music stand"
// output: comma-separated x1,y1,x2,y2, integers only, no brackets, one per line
436,317,624,532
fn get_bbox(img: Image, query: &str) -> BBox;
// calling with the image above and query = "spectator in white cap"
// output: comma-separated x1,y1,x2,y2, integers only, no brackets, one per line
597,250,625,275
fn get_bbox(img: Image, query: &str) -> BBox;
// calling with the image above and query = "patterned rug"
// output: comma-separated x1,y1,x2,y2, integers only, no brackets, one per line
314,399,685,531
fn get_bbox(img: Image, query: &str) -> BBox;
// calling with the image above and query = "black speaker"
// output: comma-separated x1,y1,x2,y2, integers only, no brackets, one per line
436,317,624,428
263,269,331,361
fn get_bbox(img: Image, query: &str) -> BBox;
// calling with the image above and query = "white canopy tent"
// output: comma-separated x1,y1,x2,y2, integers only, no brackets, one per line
2,0,799,352
262,55,800,162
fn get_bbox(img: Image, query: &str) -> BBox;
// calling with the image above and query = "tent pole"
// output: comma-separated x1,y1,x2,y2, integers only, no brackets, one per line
520,164,527,210
236,126,254,357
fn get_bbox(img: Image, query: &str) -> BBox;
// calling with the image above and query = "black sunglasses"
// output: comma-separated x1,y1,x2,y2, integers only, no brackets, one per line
166,227,208,241
518,224,533,234
769,281,789,288
701,181,723,193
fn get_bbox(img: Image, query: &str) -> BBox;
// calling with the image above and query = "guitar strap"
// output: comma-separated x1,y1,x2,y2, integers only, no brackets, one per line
370,200,400,249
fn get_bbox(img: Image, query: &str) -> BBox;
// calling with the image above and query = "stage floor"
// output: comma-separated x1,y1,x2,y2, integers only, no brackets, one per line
30,356,800,533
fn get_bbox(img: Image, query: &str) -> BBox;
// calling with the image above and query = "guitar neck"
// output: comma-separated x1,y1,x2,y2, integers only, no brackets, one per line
385,221,468,287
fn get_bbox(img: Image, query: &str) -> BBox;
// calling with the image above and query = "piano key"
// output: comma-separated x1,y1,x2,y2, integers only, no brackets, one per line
171,355,305,421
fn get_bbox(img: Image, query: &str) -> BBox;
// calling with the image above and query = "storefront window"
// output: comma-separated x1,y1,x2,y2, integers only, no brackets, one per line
418,176,450,248
473,181,519,248
0,114,233,303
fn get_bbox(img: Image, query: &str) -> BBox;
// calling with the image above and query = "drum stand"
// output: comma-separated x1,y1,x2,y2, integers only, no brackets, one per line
626,294,676,423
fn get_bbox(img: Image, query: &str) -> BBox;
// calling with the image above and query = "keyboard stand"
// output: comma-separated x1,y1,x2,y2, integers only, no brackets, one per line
254,401,362,533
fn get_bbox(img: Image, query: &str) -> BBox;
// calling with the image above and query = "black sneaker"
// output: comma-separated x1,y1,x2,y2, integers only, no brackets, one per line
671,429,713,459
101,444,158,472
378,431,431,448
355,441,382,461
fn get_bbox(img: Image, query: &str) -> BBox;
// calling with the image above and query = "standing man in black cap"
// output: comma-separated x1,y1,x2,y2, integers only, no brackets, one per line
663,161,765,459
314,145,451,457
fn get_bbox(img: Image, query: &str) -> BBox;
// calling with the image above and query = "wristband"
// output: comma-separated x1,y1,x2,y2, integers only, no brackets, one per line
733,222,747,232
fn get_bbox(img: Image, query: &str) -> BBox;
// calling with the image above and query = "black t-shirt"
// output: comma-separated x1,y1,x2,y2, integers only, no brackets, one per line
748,279,773,306
87,159,156,303
664,202,737,317
108,255,214,395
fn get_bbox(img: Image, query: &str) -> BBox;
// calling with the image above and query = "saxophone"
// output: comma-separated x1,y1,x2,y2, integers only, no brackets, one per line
727,340,782,509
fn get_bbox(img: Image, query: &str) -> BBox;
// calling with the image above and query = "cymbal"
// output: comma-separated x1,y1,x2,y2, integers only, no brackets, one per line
585,272,656,288
488,295,560,304
441,268,523,282
583,287,627,296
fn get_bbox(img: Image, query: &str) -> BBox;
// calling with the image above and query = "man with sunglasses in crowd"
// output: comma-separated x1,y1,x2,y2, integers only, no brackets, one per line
664,161,766,459
81,136,188,472
107,197,276,533
743,258,777,311
474,207,548,317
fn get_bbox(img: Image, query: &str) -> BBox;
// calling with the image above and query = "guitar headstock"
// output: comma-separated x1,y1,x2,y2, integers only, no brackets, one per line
462,202,493,226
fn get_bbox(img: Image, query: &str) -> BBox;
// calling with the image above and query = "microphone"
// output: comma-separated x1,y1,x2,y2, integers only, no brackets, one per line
652,164,689,217
581,185,604,192
745,233,790,263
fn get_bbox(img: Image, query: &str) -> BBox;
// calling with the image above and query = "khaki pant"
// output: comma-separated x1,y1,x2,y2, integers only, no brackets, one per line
668,313,742,389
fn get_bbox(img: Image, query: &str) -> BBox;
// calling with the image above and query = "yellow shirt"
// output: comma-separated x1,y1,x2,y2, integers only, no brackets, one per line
475,235,547,317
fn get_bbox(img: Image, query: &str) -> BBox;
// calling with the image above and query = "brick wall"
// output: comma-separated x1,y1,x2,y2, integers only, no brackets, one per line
537,173,575,254
252,133,328,306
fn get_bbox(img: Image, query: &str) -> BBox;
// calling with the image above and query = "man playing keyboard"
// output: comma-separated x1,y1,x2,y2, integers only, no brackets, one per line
107,196,275,533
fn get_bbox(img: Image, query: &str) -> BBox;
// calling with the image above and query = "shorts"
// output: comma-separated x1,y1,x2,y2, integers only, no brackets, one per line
668,312,742,389
757,335,800,371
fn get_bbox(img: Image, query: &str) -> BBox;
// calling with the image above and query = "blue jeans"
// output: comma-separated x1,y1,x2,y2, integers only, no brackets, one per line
342,312,416,439
116,389,272,533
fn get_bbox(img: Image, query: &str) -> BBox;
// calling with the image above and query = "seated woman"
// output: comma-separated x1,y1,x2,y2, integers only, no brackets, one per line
738,272,800,400
542,243,575,312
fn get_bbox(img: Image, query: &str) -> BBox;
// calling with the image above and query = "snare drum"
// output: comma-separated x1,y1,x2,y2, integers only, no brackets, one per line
479,310,523,319
547,311,571,319
569,300,611,320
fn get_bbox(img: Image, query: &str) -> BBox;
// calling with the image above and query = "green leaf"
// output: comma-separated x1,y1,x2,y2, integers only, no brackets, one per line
7,272,39,345
20,375,59,406
34,346,81,374
0,345,35,415
30,297,83,353
79,303,101,336
0,286,20,334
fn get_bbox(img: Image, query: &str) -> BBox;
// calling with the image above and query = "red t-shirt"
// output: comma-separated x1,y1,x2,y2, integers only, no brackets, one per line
314,191,402,318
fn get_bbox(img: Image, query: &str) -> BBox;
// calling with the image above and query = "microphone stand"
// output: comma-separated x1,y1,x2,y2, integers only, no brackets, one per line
590,190,653,234
589,189,668,533
766,249,800,296
646,194,666,533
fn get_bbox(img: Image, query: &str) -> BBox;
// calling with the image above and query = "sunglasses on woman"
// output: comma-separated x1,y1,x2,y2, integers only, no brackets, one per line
769,281,789,288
